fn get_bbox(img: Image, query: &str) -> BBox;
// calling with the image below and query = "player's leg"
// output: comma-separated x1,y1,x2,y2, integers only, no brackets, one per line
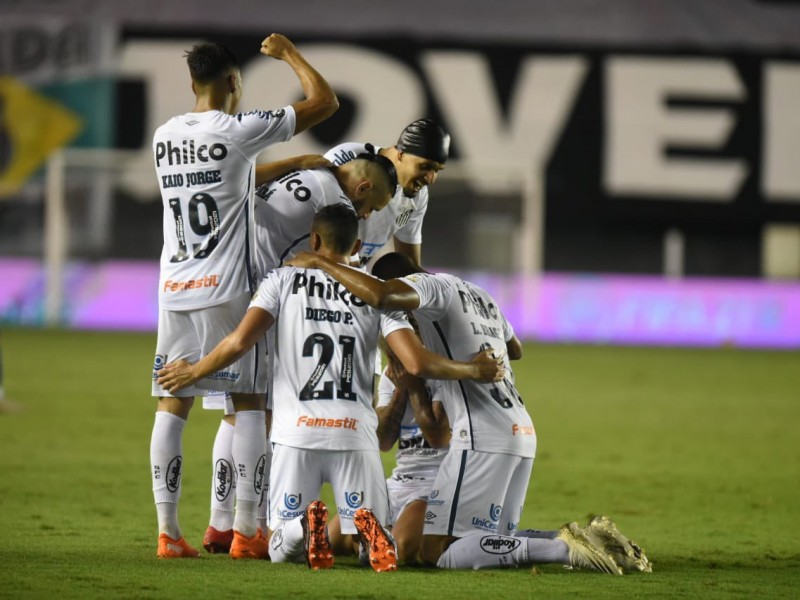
203,397,236,554
385,474,436,564
192,293,269,558
268,444,328,566
391,499,427,564
150,308,200,558
228,392,268,558
429,455,620,573
257,408,273,536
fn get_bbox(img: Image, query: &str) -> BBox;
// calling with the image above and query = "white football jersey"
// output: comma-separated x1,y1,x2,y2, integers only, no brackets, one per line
325,142,428,265
251,266,412,451
401,273,536,458
376,369,447,479
252,168,351,279
154,106,295,310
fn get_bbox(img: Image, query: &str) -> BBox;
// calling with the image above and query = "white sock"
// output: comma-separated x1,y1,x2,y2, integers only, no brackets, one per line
515,528,558,539
436,533,569,569
150,411,186,538
231,410,266,537
269,516,305,563
257,491,268,535
208,420,235,531
257,445,272,534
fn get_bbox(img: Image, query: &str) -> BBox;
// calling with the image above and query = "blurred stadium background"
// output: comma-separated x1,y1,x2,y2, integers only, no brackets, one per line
1,0,799,342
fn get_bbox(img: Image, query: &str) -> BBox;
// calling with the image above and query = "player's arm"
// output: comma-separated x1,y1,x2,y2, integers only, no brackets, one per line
375,388,407,452
385,328,503,383
260,34,338,134
392,238,422,267
375,355,411,451
156,307,275,394
407,378,450,448
507,334,523,361
287,252,420,311
255,154,332,187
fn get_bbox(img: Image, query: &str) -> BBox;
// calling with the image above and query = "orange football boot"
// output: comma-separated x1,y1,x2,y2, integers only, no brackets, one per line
157,533,200,559
354,508,398,572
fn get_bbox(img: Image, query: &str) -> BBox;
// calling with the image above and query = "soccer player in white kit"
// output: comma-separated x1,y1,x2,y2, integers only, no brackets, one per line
258,118,450,268
284,251,626,574
156,205,506,572
375,346,450,564
149,34,337,560
201,153,399,552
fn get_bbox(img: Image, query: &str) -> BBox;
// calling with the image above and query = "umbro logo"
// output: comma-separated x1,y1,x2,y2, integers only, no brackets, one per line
186,119,199,126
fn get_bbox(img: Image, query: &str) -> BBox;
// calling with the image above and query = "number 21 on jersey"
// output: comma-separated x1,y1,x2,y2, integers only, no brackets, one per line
299,333,357,402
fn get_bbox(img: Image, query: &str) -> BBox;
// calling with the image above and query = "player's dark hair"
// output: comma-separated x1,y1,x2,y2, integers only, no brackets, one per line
371,252,426,280
312,203,359,254
356,152,398,193
396,118,451,164
185,43,239,84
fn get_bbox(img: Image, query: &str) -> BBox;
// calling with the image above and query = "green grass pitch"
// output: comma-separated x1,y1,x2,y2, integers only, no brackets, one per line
1,328,798,598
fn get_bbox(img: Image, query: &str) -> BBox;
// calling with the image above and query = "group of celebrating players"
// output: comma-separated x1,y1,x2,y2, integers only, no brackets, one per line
149,33,652,575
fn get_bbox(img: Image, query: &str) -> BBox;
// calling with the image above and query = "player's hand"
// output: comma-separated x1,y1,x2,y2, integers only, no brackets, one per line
285,251,317,269
260,34,297,61
157,360,197,394
292,154,333,170
472,349,505,383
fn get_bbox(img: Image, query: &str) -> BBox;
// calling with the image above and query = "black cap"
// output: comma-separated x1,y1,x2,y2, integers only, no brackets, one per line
356,152,399,192
396,119,450,164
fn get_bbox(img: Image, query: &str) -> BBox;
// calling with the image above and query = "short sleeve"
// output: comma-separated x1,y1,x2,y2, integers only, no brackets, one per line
379,310,413,338
376,367,395,409
233,105,296,157
249,268,283,318
400,273,451,321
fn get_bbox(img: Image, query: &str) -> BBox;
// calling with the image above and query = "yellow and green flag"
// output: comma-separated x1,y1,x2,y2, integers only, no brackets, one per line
0,77,83,197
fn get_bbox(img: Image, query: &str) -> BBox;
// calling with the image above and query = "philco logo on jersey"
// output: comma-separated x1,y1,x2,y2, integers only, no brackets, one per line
458,288,500,321
291,272,366,307
511,424,535,436
163,274,221,293
155,139,228,167
296,415,359,430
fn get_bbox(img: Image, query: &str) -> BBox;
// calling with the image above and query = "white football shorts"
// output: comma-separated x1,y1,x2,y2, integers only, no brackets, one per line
151,292,268,397
386,471,438,525
423,449,533,538
268,443,390,535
